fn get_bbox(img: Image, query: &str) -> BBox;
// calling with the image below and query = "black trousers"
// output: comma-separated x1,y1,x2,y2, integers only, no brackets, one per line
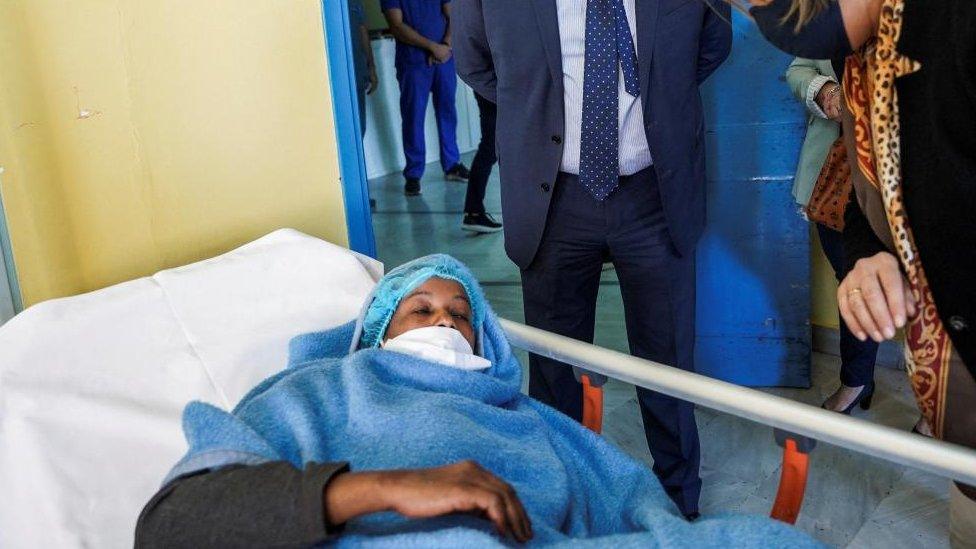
816,223,880,387
521,168,701,515
464,93,496,215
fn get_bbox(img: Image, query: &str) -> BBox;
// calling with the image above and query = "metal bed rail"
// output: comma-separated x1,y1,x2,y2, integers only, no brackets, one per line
500,318,976,488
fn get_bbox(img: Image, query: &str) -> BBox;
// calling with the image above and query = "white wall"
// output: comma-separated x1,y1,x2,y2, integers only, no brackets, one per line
361,37,481,179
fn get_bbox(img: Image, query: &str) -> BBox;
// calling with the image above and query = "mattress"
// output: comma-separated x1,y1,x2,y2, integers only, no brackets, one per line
0,229,382,548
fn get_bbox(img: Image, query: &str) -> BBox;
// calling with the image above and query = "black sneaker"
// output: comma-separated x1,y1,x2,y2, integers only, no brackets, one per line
445,163,470,182
404,178,421,196
462,212,502,233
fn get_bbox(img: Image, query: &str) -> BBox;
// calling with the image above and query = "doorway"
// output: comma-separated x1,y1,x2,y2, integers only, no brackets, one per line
321,0,518,312
321,2,810,388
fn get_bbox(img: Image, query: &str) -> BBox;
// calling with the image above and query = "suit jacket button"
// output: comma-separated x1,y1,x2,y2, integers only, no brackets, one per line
551,135,562,144
948,315,969,331
541,183,551,192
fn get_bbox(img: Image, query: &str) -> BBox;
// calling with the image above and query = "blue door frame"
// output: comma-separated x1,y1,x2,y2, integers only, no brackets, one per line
320,0,376,257
0,171,23,319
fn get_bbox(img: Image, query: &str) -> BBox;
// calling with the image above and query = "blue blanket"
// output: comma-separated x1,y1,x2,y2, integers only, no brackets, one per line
169,269,822,547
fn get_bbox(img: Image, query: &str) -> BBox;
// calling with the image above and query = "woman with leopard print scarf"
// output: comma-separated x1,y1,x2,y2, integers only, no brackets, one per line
745,0,976,545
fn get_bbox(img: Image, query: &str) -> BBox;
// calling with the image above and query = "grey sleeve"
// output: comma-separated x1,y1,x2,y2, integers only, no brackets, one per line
135,461,350,549
453,0,497,102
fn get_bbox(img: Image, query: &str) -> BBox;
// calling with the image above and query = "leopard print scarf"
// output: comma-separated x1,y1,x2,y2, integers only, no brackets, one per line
843,0,953,436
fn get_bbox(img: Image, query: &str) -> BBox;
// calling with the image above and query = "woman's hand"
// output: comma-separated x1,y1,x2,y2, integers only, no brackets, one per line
838,252,917,342
385,461,533,542
815,82,842,121
325,461,533,542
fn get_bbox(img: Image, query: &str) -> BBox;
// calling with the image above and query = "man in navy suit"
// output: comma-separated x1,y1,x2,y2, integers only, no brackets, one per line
453,0,731,518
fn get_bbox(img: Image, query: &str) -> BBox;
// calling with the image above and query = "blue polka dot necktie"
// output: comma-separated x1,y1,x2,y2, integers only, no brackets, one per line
579,0,640,201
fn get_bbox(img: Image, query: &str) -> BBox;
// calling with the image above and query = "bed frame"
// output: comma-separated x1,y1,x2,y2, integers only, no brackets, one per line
500,318,976,525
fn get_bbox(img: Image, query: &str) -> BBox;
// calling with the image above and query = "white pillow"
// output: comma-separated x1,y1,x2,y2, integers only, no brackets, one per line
0,229,381,548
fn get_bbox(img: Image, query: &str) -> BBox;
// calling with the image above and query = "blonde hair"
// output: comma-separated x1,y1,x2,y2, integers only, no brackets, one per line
721,0,831,32
783,0,830,31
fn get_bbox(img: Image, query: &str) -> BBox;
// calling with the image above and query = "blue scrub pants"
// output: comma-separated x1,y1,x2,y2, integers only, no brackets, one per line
396,59,461,180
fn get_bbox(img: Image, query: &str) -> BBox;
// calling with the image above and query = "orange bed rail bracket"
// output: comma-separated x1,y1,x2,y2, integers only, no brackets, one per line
580,375,604,434
770,430,817,524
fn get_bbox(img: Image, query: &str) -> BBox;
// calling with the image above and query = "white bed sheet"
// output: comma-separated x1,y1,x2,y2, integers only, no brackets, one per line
0,229,382,548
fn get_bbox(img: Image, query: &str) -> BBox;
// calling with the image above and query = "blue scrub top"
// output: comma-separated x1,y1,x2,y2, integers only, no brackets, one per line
380,0,450,67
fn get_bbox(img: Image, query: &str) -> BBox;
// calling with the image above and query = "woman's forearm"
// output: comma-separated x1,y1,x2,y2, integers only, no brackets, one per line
323,471,393,526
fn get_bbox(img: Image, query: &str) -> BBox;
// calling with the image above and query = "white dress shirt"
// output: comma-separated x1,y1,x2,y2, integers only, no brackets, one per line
557,0,653,176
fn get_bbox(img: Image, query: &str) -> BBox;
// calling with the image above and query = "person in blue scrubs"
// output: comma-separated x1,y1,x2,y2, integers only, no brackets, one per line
382,0,469,196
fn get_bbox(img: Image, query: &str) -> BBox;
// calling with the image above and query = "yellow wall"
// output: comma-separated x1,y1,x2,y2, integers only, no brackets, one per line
811,226,840,329
0,1,348,307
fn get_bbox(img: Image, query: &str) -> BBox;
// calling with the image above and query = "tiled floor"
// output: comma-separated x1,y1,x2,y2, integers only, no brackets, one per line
368,155,949,547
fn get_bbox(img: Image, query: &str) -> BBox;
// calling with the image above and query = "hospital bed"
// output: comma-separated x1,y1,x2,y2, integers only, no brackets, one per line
0,229,974,548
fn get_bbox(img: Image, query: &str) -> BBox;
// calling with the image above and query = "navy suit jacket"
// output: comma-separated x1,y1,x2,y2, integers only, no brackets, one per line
454,0,732,269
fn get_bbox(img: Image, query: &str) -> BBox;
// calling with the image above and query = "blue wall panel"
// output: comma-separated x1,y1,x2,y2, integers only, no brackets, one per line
696,12,811,387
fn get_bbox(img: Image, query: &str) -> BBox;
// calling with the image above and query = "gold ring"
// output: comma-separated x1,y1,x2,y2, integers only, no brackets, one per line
848,288,863,298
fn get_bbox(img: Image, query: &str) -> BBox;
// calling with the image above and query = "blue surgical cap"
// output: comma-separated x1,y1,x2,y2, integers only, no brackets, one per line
358,254,487,352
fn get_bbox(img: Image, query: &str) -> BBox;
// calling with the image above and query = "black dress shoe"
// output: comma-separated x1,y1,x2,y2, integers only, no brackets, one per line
445,163,470,181
461,212,503,233
404,178,421,196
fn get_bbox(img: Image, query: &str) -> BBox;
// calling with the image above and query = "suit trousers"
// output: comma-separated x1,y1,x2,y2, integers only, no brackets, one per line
520,167,702,515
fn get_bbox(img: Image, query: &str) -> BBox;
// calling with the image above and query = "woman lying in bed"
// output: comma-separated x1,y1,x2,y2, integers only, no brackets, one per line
137,255,821,548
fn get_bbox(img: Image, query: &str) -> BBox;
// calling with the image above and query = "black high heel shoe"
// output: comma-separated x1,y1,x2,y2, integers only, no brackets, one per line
911,416,932,437
822,382,875,415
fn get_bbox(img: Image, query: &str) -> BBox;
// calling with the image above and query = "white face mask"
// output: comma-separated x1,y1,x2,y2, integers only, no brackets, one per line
381,326,491,371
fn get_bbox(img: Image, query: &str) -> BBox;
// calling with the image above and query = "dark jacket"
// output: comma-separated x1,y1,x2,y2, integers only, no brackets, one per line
844,0,976,378
452,0,731,268
135,461,348,548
